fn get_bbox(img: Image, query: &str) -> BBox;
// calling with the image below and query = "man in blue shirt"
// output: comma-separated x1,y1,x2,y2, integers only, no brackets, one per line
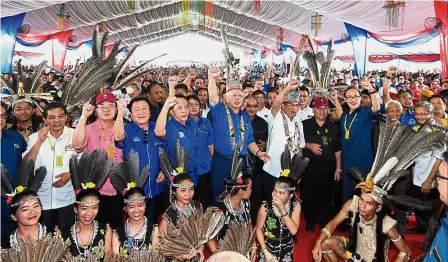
397,90,416,127
114,97,166,223
424,159,448,262
332,83,380,207
187,95,214,209
0,102,27,247
155,95,198,185
207,67,269,204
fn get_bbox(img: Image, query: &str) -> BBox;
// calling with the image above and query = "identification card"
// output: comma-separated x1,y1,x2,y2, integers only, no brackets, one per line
107,146,115,158
345,130,350,140
55,156,64,167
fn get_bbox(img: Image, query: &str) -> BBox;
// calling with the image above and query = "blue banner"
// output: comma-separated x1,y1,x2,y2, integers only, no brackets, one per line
1,13,25,73
344,22,368,77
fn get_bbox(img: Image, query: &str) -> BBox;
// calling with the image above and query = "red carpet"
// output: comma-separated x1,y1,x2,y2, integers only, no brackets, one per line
293,214,425,261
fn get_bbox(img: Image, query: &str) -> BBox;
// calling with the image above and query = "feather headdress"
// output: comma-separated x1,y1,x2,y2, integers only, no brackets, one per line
217,143,245,202
1,235,71,262
302,35,335,104
158,207,225,260
159,140,189,185
1,159,46,206
278,144,309,191
350,122,447,207
69,149,114,199
1,59,56,110
109,150,150,203
220,29,241,89
217,221,256,258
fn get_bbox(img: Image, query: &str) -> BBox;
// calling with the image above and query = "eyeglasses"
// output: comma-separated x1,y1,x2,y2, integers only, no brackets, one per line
97,105,116,111
435,174,448,182
143,130,148,144
345,96,361,100
0,114,7,120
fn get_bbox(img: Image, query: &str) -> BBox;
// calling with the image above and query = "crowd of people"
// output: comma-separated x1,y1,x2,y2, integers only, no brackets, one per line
1,58,448,262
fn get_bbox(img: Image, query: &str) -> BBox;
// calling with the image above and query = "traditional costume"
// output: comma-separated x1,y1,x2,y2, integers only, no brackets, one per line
260,146,308,262
63,148,114,261
158,142,225,262
322,122,447,262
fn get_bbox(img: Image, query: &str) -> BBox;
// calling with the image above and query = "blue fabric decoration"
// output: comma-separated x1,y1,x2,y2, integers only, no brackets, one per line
344,22,368,77
1,13,25,73
368,28,438,48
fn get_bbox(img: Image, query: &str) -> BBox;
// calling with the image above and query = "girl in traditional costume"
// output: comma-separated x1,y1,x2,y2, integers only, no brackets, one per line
256,145,308,262
62,149,113,261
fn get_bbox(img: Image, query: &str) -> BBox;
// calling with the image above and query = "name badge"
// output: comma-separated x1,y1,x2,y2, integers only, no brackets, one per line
107,146,115,158
55,156,64,167
133,137,141,142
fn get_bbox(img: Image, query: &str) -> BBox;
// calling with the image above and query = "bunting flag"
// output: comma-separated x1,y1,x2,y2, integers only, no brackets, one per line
254,0,261,14
243,50,254,57
335,54,440,63
204,0,214,31
344,22,368,77
52,30,73,71
368,27,439,47
1,13,25,73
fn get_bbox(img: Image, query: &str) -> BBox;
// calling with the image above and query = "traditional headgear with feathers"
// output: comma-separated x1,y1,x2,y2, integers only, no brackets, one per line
158,207,225,260
1,59,55,112
109,150,150,204
69,149,113,204
1,159,46,207
59,26,166,114
302,36,335,104
220,29,242,92
217,143,245,202
277,144,309,192
350,122,447,207
159,141,191,187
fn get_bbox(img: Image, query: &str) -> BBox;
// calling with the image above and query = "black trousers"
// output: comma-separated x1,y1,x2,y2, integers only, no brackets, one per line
390,175,412,236
250,169,277,222
40,204,74,232
409,185,440,231
96,194,123,229
300,167,335,228
193,172,213,210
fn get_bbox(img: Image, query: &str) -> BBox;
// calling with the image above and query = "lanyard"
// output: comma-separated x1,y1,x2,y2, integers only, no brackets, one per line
47,130,72,155
99,128,115,158
280,111,299,153
343,113,357,140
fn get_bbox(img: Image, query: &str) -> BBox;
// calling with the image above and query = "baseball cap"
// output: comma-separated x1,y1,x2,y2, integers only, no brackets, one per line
96,92,116,105
313,96,329,108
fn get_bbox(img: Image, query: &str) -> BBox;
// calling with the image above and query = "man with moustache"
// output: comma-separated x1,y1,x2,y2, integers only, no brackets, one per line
207,67,269,204
146,82,165,122
301,97,341,233
9,98,41,141
23,102,75,231
296,87,314,122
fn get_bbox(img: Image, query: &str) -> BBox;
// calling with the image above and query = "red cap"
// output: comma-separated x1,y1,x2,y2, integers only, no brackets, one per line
96,92,116,105
313,96,329,108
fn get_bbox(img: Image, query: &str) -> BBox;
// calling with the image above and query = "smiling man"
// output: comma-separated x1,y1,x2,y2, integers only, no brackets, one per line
23,102,75,232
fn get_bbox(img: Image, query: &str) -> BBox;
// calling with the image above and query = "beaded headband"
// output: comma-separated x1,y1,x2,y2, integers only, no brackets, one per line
123,196,146,204
10,196,39,208
274,183,295,192
172,182,194,189
75,200,100,206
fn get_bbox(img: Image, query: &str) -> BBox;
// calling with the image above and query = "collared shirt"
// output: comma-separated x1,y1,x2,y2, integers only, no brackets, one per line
209,102,255,158
191,116,214,175
164,118,198,185
75,120,123,196
115,122,165,197
424,213,448,262
256,107,270,122
24,127,75,210
264,110,305,178
302,117,341,168
149,102,163,123
295,106,314,123
340,106,374,171
1,129,27,234
400,107,416,127
201,107,210,119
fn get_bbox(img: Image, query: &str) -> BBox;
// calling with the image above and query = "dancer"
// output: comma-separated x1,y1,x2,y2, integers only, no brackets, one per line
109,151,159,255
63,149,114,260
312,122,446,262
256,146,308,262
158,142,205,261
208,144,255,261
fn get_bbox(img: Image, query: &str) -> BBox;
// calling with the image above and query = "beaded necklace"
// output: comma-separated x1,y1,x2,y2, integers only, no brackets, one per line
124,217,147,250
10,223,46,248
72,220,98,258
226,106,245,148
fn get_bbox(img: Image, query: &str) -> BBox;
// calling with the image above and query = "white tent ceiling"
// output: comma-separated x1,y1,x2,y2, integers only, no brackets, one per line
1,0,438,51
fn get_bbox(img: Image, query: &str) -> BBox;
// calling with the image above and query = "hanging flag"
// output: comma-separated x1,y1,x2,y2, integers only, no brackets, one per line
182,0,190,30
52,30,73,71
254,0,261,14
204,0,214,31
1,13,25,73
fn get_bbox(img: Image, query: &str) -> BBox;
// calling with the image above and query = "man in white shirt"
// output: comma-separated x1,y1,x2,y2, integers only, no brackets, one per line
263,79,305,198
295,87,314,122
253,90,270,122
23,102,75,231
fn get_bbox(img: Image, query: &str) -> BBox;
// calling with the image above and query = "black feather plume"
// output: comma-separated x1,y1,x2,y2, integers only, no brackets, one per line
17,158,36,187
174,140,189,172
27,166,46,193
69,154,82,191
290,152,309,181
159,147,174,180
109,162,127,192
280,144,291,172
347,168,364,182
1,165,14,197
124,150,140,185
138,164,150,189
384,195,435,211
230,143,243,181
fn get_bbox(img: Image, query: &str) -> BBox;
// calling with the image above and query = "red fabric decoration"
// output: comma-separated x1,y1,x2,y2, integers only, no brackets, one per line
52,30,73,71
434,0,448,78
6,196,13,205
75,189,81,195
236,177,243,185
254,0,261,14
122,189,128,196
169,176,175,183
